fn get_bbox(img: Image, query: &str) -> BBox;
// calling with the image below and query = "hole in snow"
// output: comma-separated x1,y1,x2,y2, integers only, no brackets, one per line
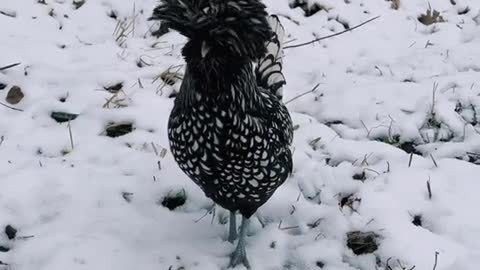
346,231,380,255
339,193,361,210
399,141,422,155
105,123,134,138
412,215,423,227
73,0,86,10
289,0,326,17
352,171,366,181
418,8,445,26
108,10,118,20
160,190,187,211
5,225,17,240
51,111,79,123
103,82,124,93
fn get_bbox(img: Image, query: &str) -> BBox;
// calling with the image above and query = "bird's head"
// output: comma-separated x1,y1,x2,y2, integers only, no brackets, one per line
150,0,272,61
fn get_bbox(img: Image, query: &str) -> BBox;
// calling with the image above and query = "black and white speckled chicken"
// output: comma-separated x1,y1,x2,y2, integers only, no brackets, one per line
150,0,293,267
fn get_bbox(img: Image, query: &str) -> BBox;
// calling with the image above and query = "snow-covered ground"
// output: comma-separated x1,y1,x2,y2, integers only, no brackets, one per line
1,0,480,269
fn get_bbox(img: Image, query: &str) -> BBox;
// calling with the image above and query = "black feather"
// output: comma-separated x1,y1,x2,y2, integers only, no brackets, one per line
150,0,272,59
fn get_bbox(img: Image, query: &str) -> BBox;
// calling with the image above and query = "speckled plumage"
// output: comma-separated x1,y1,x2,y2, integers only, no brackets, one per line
153,0,292,218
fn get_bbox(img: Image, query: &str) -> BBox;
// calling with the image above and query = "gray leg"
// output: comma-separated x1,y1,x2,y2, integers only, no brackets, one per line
228,211,238,243
229,216,250,269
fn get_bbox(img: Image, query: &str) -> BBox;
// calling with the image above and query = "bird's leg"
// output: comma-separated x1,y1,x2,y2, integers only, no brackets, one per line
229,216,250,269
228,211,238,243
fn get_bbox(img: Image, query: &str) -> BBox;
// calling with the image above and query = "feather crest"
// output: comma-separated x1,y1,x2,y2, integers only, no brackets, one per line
150,0,272,59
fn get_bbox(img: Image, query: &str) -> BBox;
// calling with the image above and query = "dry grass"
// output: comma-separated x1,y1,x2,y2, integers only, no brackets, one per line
103,90,131,109
418,5,445,25
153,65,184,95
112,4,139,47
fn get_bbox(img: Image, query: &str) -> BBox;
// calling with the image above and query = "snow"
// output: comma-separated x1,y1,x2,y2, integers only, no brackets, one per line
1,0,480,269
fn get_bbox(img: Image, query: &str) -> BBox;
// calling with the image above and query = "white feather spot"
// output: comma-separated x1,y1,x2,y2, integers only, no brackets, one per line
249,179,259,187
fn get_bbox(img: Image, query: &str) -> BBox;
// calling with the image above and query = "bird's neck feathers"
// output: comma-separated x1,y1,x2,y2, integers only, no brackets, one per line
184,54,254,95
174,58,258,112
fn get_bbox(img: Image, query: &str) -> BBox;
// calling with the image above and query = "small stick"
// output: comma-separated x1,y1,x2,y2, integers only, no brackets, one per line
17,235,35,240
365,218,375,226
296,190,302,201
285,16,381,49
151,142,159,156
364,168,380,176
427,179,432,200
194,209,211,223
285,83,321,105
68,120,74,150
0,62,21,71
427,180,432,200
430,154,438,167
432,252,439,270
314,232,324,240
386,257,394,270
290,205,296,215
280,225,300,231
408,153,413,167
0,101,24,112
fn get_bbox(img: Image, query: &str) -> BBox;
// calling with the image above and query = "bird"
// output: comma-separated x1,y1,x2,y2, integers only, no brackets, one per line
150,0,293,267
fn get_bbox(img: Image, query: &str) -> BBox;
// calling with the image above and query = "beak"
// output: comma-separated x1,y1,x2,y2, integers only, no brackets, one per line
201,41,210,58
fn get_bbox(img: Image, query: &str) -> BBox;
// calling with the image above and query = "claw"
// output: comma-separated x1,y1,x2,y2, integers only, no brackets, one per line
229,216,250,269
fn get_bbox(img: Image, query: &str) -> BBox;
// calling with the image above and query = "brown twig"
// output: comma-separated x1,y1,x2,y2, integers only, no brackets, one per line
284,16,381,49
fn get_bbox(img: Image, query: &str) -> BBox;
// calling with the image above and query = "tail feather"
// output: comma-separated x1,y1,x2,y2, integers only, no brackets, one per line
256,15,286,100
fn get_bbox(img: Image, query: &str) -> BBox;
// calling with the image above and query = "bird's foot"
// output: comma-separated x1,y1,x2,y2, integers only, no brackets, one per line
229,241,250,269
229,216,250,269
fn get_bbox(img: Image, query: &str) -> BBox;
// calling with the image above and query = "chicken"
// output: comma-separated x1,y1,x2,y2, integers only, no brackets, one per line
150,0,293,267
